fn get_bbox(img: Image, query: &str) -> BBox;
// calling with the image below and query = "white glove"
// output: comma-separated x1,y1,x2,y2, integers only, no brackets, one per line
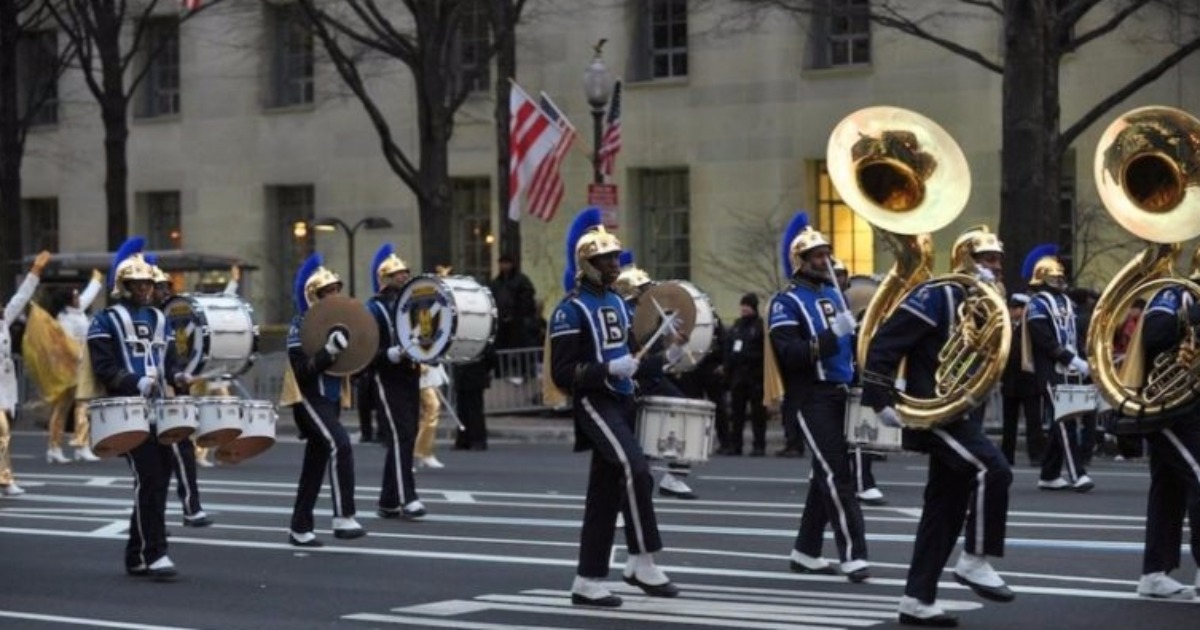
830,311,858,337
665,344,685,365
137,376,157,397
607,355,640,379
876,406,903,428
386,345,404,364
1069,356,1090,378
325,330,349,356
975,264,996,283
144,365,159,381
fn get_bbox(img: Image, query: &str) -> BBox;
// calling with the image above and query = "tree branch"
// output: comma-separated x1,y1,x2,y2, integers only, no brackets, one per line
1064,0,1153,53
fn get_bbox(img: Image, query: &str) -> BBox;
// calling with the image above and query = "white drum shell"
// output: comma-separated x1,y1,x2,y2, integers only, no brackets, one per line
154,396,198,444
844,388,904,453
217,400,277,464
665,281,715,374
89,397,151,457
636,395,715,463
165,294,259,379
395,275,496,364
195,396,243,447
1053,384,1098,422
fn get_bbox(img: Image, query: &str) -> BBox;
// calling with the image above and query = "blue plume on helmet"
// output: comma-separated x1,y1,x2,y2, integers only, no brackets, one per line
144,253,159,267
1021,243,1059,281
293,253,323,314
780,211,810,278
108,236,146,292
618,251,634,268
370,243,394,294
563,207,605,292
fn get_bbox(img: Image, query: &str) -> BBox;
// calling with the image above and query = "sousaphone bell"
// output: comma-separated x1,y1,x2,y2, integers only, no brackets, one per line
300,294,380,376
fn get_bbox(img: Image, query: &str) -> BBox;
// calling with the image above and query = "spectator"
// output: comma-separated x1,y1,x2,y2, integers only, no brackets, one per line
454,345,496,451
724,293,767,456
489,254,538,384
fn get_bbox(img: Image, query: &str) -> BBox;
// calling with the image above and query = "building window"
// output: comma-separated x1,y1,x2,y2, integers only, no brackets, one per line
17,30,58,126
637,168,690,280
20,198,59,256
454,0,491,94
633,0,688,81
268,185,315,321
268,3,314,108
136,19,180,118
140,192,183,250
815,163,874,274
810,0,871,69
450,178,492,282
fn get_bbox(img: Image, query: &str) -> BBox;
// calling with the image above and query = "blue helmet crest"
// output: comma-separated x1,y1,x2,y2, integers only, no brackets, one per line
370,243,394,294
293,253,323,314
107,236,146,292
563,207,605,292
1021,244,1059,281
618,250,635,269
780,212,810,279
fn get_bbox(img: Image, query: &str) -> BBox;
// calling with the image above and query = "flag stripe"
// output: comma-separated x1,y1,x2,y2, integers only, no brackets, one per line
529,129,577,221
597,80,622,178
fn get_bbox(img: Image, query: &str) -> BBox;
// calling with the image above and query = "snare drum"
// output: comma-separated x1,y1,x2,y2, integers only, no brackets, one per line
154,396,198,444
164,294,259,379
844,388,903,453
195,396,243,447
636,396,715,463
216,400,276,464
1052,384,1098,422
395,275,496,363
88,397,150,457
664,281,715,374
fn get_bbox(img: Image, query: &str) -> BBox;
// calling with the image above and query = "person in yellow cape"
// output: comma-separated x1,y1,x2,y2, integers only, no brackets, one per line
0,251,51,496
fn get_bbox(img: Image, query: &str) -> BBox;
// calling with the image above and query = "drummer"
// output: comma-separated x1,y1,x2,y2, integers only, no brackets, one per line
832,259,885,506
87,238,192,579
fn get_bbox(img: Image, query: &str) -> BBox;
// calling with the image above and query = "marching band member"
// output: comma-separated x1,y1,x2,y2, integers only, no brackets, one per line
87,238,191,578
365,244,426,520
832,257,885,505
284,254,366,546
0,251,50,496
1124,252,1200,600
862,226,1014,626
148,261,211,528
768,213,870,583
46,268,103,464
1021,245,1094,492
189,264,246,468
549,208,680,608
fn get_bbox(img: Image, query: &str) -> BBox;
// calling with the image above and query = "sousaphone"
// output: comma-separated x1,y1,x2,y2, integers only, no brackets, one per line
300,294,380,376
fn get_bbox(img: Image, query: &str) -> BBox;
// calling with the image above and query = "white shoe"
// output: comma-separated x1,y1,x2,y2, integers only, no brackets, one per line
1037,477,1070,490
571,576,621,607
418,455,445,469
623,553,670,586
0,483,25,497
73,446,100,462
857,487,885,502
659,473,695,497
1137,572,1196,600
789,550,836,574
46,448,70,464
196,454,214,468
898,595,956,625
955,552,1004,587
1072,474,1095,493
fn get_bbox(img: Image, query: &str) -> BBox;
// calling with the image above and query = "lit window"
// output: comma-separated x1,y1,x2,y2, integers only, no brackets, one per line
451,178,492,282
815,163,874,274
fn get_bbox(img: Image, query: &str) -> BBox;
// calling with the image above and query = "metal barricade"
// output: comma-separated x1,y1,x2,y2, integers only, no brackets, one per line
483,346,550,415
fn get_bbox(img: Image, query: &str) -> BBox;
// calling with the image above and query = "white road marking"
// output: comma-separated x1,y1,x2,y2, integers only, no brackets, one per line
0,610,202,629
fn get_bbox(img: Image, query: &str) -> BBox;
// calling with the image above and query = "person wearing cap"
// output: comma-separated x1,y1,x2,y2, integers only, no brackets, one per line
549,208,682,608
1021,244,1094,493
768,213,870,584
87,239,191,578
1120,248,1200,600
0,251,51,497
1000,293,1043,465
724,292,767,456
46,268,104,464
490,253,538,384
861,226,1015,626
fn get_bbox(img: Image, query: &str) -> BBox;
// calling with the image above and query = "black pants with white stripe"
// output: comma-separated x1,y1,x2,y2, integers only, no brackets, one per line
575,394,663,578
290,397,356,533
852,447,878,493
1142,420,1200,574
124,434,174,570
1040,396,1088,482
375,374,420,511
166,438,202,517
905,412,1012,604
789,384,868,564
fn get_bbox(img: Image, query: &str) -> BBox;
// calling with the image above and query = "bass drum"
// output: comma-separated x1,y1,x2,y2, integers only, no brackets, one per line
164,294,259,379
395,275,496,363
664,281,715,374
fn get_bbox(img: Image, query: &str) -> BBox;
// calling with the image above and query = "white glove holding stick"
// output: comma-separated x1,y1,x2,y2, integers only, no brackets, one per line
1069,356,1090,378
876,406,903,429
386,345,405,364
608,355,640,379
830,311,858,337
137,376,157,398
325,330,349,357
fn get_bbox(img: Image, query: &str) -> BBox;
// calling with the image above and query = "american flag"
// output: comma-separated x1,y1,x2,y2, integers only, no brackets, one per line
527,94,577,222
508,83,573,221
597,79,622,179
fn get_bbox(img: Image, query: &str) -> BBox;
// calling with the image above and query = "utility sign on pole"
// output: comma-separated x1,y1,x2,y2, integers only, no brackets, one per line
587,183,619,230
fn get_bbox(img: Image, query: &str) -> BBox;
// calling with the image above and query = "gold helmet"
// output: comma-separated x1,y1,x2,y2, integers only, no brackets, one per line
1022,244,1066,288
108,237,154,298
950,225,1004,272
565,208,622,288
151,265,170,285
614,267,653,300
371,243,409,293
782,212,831,278
294,253,342,313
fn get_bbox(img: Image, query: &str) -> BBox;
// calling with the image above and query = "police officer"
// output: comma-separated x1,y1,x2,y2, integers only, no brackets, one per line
366,244,426,520
285,254,366,547
87,238,191,579
1022,245,1094,492
768,213,869,583
550,208,681,608
725,293,767,456
862,226,1014,626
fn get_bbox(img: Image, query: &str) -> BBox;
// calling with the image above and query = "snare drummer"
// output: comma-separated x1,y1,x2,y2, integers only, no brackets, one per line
1021,245,1094,493
365,244,426,520
767,214,869,583
0,251,51,497
862,226,1014,625
833,258,885,506
550,208,681,608
87,238,192,579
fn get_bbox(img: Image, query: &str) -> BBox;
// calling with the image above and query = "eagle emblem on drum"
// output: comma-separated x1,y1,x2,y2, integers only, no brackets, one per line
397,282,450,361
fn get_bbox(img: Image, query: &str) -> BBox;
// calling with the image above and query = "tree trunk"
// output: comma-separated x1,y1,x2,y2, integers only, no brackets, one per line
96,9,129,250
494,1,519,264
999,0,1055,291
0,2,23,297
417,68,453,272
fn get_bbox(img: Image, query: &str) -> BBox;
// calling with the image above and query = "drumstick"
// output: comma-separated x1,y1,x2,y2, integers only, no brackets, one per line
635,314,677,361
433,387,467,432
650,296,695,366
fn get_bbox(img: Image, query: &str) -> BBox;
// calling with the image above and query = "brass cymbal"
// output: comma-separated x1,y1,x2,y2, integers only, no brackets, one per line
632,282,696,348
300,294,380,376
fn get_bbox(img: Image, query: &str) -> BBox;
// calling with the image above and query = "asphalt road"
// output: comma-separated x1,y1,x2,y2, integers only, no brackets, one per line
0,428,1196,630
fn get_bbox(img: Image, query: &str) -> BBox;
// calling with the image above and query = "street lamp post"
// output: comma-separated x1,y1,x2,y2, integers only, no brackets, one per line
313,216,394,297
582,48,613,185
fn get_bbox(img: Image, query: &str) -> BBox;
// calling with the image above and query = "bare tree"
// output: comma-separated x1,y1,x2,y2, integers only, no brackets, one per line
697,208,790,297
46,0,225,250
294,0,526,271
1069,202,1145,289
719,0,1200,289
